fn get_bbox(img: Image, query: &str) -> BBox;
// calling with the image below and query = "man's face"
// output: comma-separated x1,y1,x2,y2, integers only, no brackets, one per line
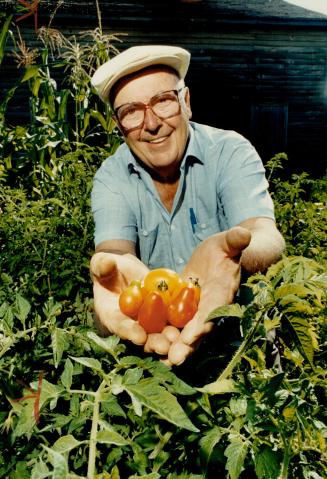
112,67,192,178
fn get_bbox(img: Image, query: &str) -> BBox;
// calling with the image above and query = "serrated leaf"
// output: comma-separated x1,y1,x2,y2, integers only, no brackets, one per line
264,316,281,332
52,328,69,368
199,426,222,473
206,303,244,321
87,331,120,359
197,378,237,395
52,434,84,453
254,447,281,479
60,358,74,389
279,294,313,314
275,283,315,300
70,356,102,372
129,391,143,416
147,360,196,396
43,446,68,479
286,316,316,366
124,378,199,432
224,438,248,479
0,301,14,332
14,294,31,326
230,398,247,417
124,367,143,385
97,429,129,446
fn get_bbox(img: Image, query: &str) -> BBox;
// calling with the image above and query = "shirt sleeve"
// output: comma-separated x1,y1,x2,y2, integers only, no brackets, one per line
217,134,275,227
91,174,137,247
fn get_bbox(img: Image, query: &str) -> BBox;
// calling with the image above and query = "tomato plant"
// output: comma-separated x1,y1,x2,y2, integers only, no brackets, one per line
167,286,198,328
119,281,144,318
137,291,168,333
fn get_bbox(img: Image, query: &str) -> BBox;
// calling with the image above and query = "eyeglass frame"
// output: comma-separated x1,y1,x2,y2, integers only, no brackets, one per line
113,88,186,134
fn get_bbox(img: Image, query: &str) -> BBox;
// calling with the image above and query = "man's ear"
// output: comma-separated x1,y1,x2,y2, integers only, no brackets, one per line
112,114,124,136
183,87,192,119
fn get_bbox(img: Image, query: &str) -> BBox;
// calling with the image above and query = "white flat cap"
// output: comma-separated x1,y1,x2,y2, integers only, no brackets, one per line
91,45,191,103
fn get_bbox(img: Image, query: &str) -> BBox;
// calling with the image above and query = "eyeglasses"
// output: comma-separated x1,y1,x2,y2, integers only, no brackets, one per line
114,89,184,134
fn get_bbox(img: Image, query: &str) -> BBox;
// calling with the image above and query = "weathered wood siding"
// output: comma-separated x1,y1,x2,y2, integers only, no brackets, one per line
1,0,326,175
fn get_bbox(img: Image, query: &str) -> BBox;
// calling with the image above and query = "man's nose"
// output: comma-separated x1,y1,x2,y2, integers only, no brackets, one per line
143,106,162,131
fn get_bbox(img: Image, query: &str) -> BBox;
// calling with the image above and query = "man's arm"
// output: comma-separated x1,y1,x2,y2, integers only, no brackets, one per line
238,217,285,274
95,239,137,255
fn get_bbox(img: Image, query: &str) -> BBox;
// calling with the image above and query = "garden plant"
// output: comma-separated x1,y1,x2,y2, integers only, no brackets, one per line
0,6,326,479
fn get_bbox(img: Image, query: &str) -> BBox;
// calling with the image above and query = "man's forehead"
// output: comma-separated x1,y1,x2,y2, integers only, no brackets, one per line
110,65,179,105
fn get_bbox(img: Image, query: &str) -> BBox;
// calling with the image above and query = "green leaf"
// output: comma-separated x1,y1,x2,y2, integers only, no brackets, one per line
70,356,103,372
52,434,84,453
87,331,120,359
52,328,69,368
43,446,68,479
97,429,130,446
60,358,74,389
279,294,313,314
199,426,222,473
206,303,244,321
124,378,199,432
147,360,196,395
0,16,12,66
230,398,247,417
254,447,281,479
0,301,14,332
197,379,237,395
21,65,40,82
14,294,31,326
224,438,248,479
286,316,316,366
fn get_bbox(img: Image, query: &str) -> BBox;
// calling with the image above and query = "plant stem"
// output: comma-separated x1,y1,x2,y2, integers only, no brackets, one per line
278,437,291,479
87,380,105,479
216,311,264,382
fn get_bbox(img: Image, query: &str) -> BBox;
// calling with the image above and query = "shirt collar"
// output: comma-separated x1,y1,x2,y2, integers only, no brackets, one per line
127,121,203,176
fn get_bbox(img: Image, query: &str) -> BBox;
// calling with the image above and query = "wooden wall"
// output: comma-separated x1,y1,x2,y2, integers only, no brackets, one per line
1,0,327,176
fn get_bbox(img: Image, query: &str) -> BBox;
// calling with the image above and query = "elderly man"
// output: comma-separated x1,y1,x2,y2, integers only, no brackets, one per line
90,45,285,365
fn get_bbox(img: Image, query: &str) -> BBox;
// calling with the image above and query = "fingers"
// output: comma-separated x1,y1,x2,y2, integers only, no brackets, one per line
144,333,170,355
167,318,213,366
90,252,118,280
168,342,194,365
180,316,214,345
103,312,147,345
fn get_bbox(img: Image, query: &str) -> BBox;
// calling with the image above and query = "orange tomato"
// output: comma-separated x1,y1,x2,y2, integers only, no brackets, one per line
143,268,183,295
167,286,198,328
137,291,168,333
171,277,201,305
119,281,144,318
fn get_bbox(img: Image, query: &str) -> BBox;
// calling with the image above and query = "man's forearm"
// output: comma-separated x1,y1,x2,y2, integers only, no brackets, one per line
239,220,286,274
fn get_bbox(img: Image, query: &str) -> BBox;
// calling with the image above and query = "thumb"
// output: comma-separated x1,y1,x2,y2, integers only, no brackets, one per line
90,252,118,280
224,226,251,258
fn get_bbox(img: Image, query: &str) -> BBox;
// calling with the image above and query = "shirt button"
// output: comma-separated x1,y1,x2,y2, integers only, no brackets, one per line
177,257,184,264
170,224,176,231
142,230,149,236
200,223,207,229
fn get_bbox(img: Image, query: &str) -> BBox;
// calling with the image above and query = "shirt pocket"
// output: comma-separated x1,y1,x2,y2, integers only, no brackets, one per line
193,213,221,242
138,225,159,266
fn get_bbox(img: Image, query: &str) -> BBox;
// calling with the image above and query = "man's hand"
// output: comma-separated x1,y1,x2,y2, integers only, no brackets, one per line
167,226,251,365
90,253,179,354
91,252,151,345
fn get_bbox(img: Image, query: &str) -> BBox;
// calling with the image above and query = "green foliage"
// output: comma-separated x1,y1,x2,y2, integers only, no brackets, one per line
0,12,326,479
266,153,327,262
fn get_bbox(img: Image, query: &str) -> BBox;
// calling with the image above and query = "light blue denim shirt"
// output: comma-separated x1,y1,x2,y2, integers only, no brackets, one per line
92,122,274,272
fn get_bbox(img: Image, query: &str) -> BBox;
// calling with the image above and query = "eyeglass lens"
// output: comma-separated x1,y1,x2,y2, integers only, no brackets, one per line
117,90,181,131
